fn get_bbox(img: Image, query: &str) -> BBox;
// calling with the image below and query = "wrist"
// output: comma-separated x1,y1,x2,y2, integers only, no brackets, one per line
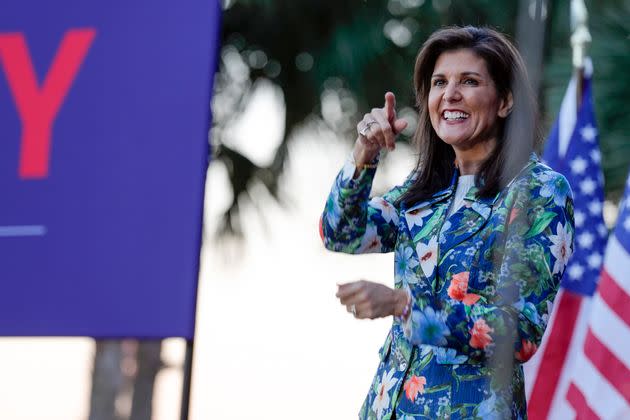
393,288,411,318
352,140,380,167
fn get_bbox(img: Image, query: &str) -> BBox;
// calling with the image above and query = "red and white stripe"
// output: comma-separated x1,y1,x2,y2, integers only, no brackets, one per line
525,288,593,419
523,67,584,417
565,236,630,419
524,60,601,419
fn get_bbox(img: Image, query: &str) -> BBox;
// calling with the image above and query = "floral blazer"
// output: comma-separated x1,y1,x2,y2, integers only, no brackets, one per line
321,154,574,420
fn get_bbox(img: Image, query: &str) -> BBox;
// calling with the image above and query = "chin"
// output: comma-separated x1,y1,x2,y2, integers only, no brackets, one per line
439,136,471,147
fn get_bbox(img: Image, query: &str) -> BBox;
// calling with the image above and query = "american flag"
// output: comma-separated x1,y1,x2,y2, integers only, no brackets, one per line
564,173,630,418
524,60,610,419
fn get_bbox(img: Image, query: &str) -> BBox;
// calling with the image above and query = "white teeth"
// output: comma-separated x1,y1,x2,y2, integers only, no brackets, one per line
443,111,469,120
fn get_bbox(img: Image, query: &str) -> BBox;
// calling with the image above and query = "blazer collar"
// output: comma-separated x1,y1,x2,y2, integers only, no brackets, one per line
402,170,458,215
457,152,540,211
403,152,540,245
438,153,540,260
437,178,493,262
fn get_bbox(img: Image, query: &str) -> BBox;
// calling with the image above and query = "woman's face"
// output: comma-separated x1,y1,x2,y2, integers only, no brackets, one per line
428,48,512,152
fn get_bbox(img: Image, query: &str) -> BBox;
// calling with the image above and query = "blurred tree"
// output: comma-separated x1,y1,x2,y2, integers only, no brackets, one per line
213,0,630,236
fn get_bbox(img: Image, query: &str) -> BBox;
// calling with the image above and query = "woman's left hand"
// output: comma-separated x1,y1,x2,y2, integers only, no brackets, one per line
336,280,408,319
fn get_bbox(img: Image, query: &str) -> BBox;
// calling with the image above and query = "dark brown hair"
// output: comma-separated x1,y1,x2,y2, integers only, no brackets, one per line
399,26,540,207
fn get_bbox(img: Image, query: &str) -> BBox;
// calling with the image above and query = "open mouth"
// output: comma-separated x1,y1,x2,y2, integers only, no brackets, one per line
442,110,470,121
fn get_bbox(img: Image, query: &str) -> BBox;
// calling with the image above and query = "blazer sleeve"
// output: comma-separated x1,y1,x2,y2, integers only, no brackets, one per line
320,155,410,254
402,170,575,363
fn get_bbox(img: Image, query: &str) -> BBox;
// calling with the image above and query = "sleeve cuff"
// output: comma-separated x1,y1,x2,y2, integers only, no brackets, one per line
340,152,380,186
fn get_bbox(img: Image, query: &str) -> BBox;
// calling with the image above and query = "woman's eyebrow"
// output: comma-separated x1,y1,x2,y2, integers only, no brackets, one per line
431,71,483,78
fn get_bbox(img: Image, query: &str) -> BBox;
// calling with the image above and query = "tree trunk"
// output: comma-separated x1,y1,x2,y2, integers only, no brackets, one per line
129,341,163,420
88,340,124,420
88,339,164,420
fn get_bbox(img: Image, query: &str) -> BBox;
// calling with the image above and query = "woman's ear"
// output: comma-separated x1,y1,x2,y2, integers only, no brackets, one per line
498,91,514,118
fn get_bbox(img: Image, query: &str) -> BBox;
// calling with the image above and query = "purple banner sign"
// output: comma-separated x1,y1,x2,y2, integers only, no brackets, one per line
0,0,221,338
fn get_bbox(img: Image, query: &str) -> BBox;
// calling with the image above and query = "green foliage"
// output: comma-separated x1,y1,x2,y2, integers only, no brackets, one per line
424,384,450,394
524,210,555,239
414,210,444,242
418,346,434,370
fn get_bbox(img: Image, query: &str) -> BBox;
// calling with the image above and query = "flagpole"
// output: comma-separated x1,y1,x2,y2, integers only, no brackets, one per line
571,0,591,109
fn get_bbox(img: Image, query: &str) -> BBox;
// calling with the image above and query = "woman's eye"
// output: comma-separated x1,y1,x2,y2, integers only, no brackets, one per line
433,79,446,87
463,78,478,86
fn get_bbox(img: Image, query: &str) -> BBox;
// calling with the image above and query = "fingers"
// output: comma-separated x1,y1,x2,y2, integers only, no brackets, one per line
370,108,396,151
336,281,395,319
358,110,394,151
393,118,408,134
336,280,365,304
357,116,382,154
357,92,402,152
384,91,396,122
346,301,376,319
385,92,409,136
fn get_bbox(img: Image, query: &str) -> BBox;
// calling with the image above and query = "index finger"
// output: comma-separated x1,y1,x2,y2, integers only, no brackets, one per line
384,92,396,121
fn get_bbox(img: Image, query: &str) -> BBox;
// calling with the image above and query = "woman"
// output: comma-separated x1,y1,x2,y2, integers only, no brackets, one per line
321,26,574,419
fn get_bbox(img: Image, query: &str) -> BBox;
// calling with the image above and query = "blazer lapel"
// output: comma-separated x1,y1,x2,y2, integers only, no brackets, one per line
402,171,457,245
438,185,497,264
437,153,540,260
403,190,450,237
402,175,456,288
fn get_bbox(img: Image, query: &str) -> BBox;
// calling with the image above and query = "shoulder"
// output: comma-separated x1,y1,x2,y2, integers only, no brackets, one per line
382,170,418,206
494,158,572,213
505,159,573,212
510,158,571,194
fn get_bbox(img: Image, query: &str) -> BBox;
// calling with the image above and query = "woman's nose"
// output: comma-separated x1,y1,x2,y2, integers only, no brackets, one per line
443,83,462,102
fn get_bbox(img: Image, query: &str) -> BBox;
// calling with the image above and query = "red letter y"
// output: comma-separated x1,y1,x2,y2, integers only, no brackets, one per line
0,28,95,179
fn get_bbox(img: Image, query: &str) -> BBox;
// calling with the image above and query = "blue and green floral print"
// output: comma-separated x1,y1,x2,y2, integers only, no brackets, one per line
321,154,574,419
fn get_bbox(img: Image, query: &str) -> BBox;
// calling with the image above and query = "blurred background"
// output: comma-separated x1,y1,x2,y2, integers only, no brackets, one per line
2,0,629,419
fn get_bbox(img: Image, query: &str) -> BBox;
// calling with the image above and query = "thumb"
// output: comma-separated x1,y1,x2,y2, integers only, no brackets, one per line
392,118,408,134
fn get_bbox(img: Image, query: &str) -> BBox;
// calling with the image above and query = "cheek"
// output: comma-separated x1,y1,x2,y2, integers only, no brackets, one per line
480,105,500,127
477,95,501,124
428,94,440,121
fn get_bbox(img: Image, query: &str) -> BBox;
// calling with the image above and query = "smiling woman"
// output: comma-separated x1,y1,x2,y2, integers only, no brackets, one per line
405,26,539,204
321,26,575,419
428,49,512,159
